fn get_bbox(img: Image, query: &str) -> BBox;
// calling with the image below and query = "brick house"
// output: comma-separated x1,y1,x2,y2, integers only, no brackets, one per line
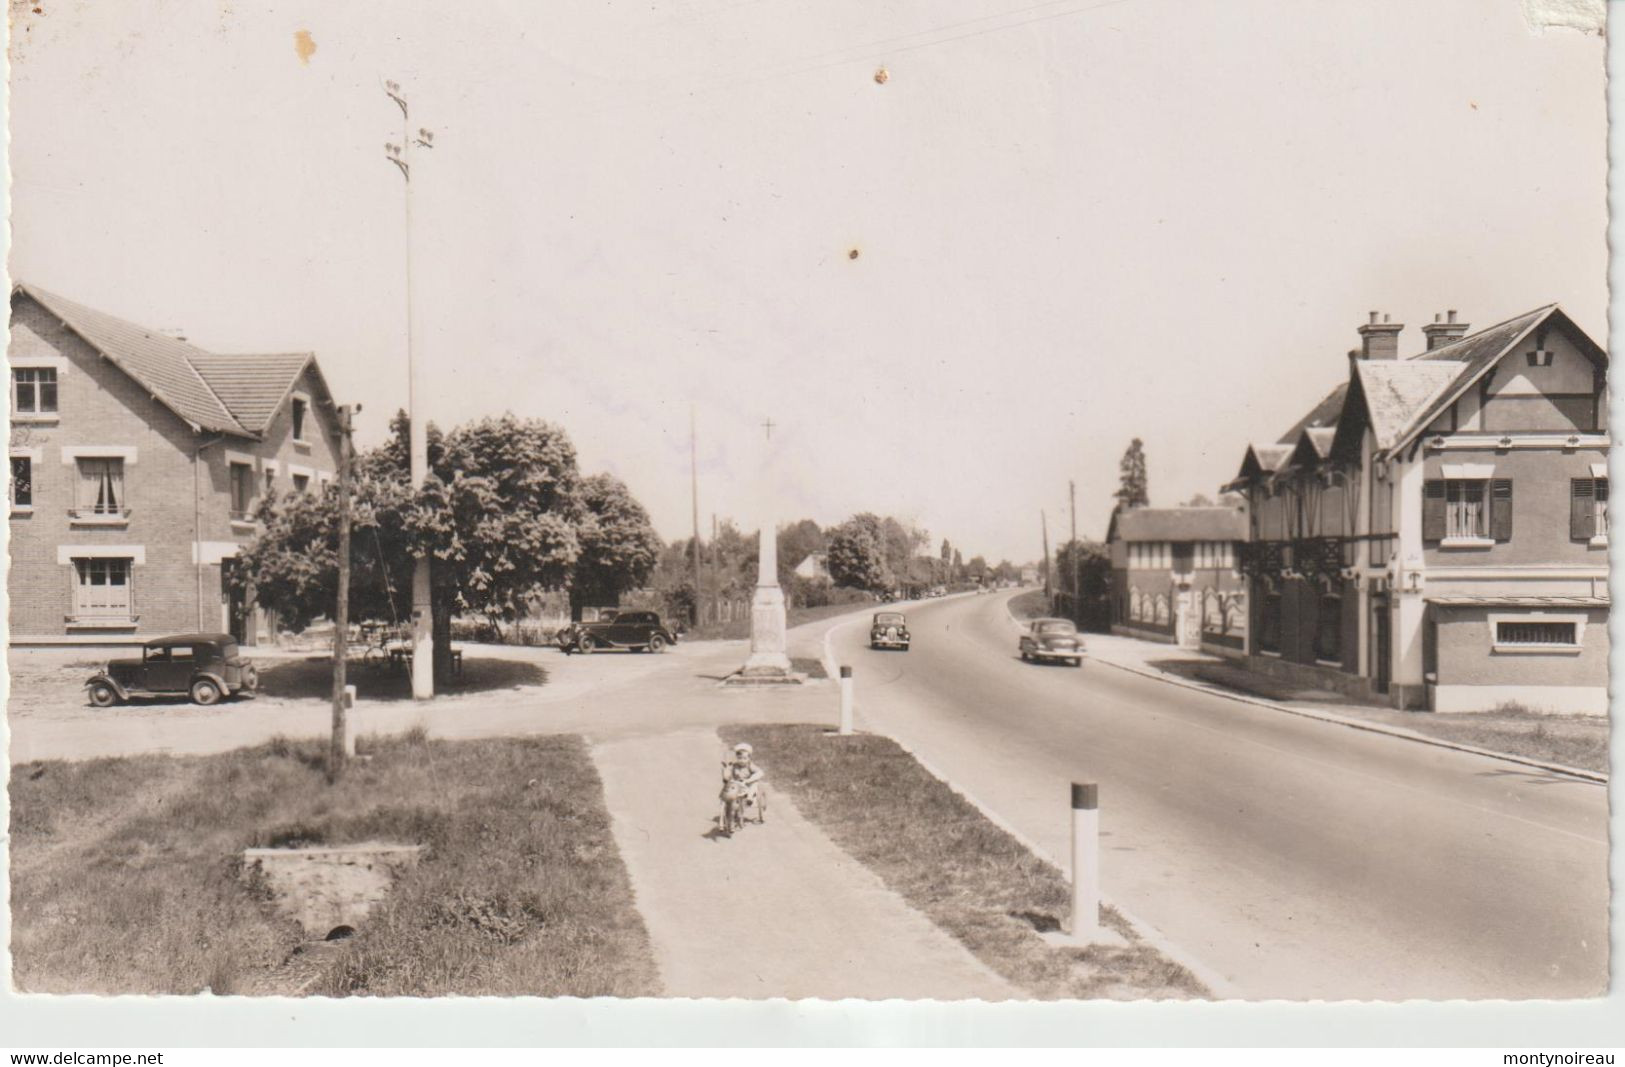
1227,306,1608,714
1106,505,1248,652
8,283,343,647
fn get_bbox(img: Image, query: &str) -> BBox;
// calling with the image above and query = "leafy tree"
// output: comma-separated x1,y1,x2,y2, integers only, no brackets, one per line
237,411,588,682
569,473,664,619
1183,492,1215,508
940,538,952,564
951,548,964,579
967,555,988,580
826,516,891,593
1115,438,1149,509
1054,539,1113,631
777,519,826,587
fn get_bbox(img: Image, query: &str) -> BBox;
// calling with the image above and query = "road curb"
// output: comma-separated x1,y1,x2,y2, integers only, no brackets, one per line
1002,599,1608,786
816,606,1240,1000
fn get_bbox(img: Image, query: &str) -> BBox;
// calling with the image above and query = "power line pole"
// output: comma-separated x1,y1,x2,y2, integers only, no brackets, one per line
330,403,359,781
1069,479,1079,620
1041,510,1052,599
384,80,436,700
690,406,702,625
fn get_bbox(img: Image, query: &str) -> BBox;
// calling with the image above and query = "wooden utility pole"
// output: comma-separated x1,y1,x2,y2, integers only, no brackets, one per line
1041,510,1052,599
1069,479,1079,619
330,403,359,781
690,407,702,625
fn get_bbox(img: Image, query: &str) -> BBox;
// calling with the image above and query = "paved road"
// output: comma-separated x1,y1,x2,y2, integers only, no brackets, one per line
818,590,1609,1000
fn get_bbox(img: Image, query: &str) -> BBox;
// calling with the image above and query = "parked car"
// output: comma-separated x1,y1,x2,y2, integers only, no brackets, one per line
557,611,679,654
869,611,911,651
1019,618,1085,666
85,633,259,706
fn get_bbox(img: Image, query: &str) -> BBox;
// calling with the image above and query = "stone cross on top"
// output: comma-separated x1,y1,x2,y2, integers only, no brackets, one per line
762,417,776,441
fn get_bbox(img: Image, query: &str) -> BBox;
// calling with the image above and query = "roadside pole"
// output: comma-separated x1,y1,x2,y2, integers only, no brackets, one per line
1070,782,1100,939
330,403,359,781
838,666,854,735
1040,510,1052,600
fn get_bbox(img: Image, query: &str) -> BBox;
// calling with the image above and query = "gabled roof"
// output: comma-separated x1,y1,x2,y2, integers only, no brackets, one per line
1277,382,1348,445
1351,359,1465,450
1108,506,1247,544
1388,304,1605,454
187,352,316,435
12,283,332,440
1303,427,1336,458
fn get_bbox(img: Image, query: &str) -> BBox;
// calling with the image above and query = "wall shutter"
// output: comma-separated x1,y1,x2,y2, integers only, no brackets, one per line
1571,479,1595,540
1490,479,1513,541
1421,480,1446,542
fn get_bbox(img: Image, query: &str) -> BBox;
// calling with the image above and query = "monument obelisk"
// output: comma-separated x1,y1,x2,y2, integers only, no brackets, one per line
728,417,801,685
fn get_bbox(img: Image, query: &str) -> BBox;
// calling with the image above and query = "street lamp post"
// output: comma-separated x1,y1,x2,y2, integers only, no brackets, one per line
384,80,436,700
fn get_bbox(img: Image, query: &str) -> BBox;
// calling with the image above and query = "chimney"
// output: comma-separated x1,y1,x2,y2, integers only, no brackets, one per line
1357,310,1403,360
1420,309,1469,351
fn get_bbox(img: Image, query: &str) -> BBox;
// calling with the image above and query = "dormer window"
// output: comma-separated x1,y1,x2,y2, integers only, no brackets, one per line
292,397,308,441
1526,349,1554,368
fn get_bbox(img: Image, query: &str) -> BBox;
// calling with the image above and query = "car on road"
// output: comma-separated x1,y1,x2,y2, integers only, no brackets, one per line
557,611,679,654
1019,618,1085,666
85,633,259,707
869,611,911,651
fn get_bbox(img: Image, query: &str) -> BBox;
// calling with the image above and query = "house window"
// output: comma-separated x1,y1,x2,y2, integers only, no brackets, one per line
1572,478,1608,540
1445,480,1486,539
263,469,277,496
12,367,58,414
292,473,310,494
230,462,255,520
10,455,32,508
292,397,308,441
1495,621,1578,647
74,458,125,515
73,557,132,617
1423,478,1512,543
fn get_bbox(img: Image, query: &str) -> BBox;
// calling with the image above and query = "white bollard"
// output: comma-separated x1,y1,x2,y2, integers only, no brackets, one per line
838,666,854,735
1070,782,1100,940
343,684,358,758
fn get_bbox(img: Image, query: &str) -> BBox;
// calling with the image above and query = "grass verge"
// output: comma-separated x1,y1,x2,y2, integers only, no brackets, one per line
10,733,659,997
1007,589,1051,622
723,723,1207,999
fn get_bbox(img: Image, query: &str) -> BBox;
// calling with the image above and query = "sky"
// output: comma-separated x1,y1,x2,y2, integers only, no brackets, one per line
6,0,1607,563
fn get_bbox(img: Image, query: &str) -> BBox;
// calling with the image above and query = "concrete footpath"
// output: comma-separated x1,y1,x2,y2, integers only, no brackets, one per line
593,726,1016,1000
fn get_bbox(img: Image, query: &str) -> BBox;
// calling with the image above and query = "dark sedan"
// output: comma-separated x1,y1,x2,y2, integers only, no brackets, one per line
557,611,678,654
85,633,259,706
1018,618,1085,666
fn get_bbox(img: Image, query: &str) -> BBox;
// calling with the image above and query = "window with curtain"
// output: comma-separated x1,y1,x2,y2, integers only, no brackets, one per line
75,457,125,515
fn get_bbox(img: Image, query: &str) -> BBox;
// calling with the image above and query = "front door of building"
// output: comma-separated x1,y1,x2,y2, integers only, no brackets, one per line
222,558,250,645
1372,599,1390,694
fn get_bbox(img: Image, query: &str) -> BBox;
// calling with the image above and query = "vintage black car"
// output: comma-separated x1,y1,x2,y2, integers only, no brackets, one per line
870,611,911,651
85,633,259,706
1019,617,1085,666
557,611,679,654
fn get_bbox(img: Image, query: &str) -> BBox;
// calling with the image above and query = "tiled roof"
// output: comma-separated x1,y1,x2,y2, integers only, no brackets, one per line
188,352,313,435
1251,443,1291,471
1111,506,1247,543
13,284,326,439
1353,359,1465,450
1277,382,1348,445
1388,305,1576,453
